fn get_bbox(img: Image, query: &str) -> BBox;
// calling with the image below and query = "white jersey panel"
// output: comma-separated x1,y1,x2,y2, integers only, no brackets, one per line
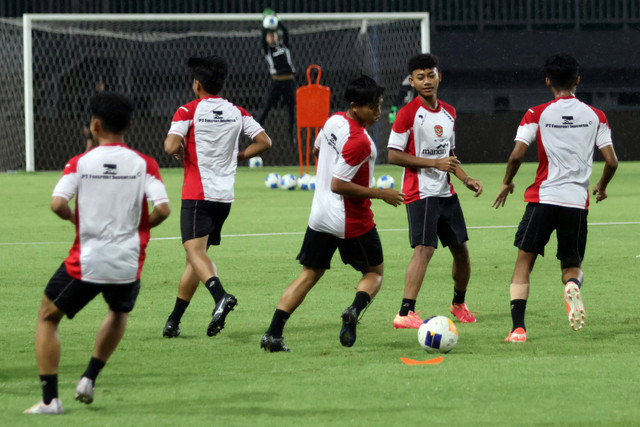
53,144,168,283
516,97,613,208
309,116,350,238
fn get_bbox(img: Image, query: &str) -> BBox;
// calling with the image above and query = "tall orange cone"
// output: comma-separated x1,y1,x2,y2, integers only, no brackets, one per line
296,65,330,175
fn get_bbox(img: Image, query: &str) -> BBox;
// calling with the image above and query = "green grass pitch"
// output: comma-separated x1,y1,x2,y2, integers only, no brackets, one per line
1,161,639,426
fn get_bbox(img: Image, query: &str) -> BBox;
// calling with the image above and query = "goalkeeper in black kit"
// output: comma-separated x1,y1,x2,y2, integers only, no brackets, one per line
257,9,297,136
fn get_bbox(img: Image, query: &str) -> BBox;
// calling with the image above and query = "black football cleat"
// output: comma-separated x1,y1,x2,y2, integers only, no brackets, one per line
339,305,358,347
260,333,291,352
163,318,181,338
207,293,237,336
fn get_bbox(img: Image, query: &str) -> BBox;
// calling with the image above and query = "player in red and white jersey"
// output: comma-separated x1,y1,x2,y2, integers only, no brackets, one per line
513,95,612,209
53,144,169,284
25,92,170,415
493,53,618,343
387,53,484,329
162,56,272,339
260,76,404,352
308,112,377,238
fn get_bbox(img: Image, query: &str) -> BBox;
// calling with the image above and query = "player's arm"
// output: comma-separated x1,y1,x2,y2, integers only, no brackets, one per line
331,177,404,207
164,134,184,160
148,202,170,228
592,145,618,203
450,150,482,197
388,148,459,173
238,131,272,162
51,196,76,224
492,140,528,209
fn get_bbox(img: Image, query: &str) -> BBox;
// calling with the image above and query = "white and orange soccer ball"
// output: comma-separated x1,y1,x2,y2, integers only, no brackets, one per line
417,315,458,353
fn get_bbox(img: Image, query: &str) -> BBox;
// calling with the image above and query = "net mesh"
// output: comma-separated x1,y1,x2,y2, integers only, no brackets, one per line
12,17,423,171
0,18,25,172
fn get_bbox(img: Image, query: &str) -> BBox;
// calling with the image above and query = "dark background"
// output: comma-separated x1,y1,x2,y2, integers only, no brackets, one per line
3,0,639,168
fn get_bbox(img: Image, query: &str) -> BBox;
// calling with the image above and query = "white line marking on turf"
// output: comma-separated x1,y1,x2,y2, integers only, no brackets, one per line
1,221,638,246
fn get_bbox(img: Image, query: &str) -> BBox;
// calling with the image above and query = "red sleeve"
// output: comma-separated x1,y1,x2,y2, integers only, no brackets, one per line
235,105,252,117
62,154,83,175
342,132,371,167
392,101,417,134
172,100,198,122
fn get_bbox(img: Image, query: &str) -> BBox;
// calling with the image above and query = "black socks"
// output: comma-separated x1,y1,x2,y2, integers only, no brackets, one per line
206,277,226,302
266,309,290,338
40,374,58,404
399,298,416,316
82,357,106,385
510,299,527,331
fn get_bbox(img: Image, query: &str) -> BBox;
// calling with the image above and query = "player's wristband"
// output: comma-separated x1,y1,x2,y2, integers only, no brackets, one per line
463,176,471,186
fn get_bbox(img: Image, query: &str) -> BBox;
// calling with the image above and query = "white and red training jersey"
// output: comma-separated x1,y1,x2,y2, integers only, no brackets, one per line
515,96,613,209
168,96,264,202
308,112,377,239
52,143,169,284
388,97,457,203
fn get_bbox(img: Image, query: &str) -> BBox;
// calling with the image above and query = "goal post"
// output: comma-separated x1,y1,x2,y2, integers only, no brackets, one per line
20,12,429,172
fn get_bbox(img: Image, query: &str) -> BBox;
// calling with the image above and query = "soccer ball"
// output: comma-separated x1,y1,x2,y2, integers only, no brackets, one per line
265,173,281,189
417,315,458,353
297,174,312,190
280,174,297,190
249,156,263,168
308,175,316,190
376,175,395,189
262,15,279,30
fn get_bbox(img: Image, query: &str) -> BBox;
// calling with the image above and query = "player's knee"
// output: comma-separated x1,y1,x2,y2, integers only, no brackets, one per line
415,245,435,259
38,297,63,323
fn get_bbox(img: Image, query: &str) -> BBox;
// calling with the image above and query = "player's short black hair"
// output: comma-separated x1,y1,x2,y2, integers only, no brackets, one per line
544,53,579,90
187,56,229,95
344,75,385,107
90,91,134,134
408,53,439,74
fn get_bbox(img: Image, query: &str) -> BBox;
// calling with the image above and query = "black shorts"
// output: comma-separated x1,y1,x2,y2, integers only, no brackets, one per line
44,263,140,319
514,203,588,268
296,226,383,273
406,194,469,249
180,200,231,246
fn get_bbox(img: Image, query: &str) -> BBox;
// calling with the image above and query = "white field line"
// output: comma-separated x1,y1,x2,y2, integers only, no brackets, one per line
1,221,639,246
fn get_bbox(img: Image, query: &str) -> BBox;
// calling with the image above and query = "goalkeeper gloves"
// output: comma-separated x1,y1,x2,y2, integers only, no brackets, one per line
388,106,398,124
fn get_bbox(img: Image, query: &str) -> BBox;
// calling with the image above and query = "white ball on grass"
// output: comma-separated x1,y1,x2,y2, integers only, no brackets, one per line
265,173,281,189
280,174,297,190
417,315,458,354
297,174,311,190
249,156,263,168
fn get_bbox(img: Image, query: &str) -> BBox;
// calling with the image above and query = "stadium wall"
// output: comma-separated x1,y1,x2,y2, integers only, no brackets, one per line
455,111,639,164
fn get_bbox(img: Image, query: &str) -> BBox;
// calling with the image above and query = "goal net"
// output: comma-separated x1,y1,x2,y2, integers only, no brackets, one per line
14,13,428,171
0,18,24,172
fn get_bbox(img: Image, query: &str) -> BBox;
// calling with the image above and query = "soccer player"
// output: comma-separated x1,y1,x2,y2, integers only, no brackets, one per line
387,53,483,330
257,9,296,135
162,56,272,338
260,75,404,352
493,53,618,343
24,92,170,414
